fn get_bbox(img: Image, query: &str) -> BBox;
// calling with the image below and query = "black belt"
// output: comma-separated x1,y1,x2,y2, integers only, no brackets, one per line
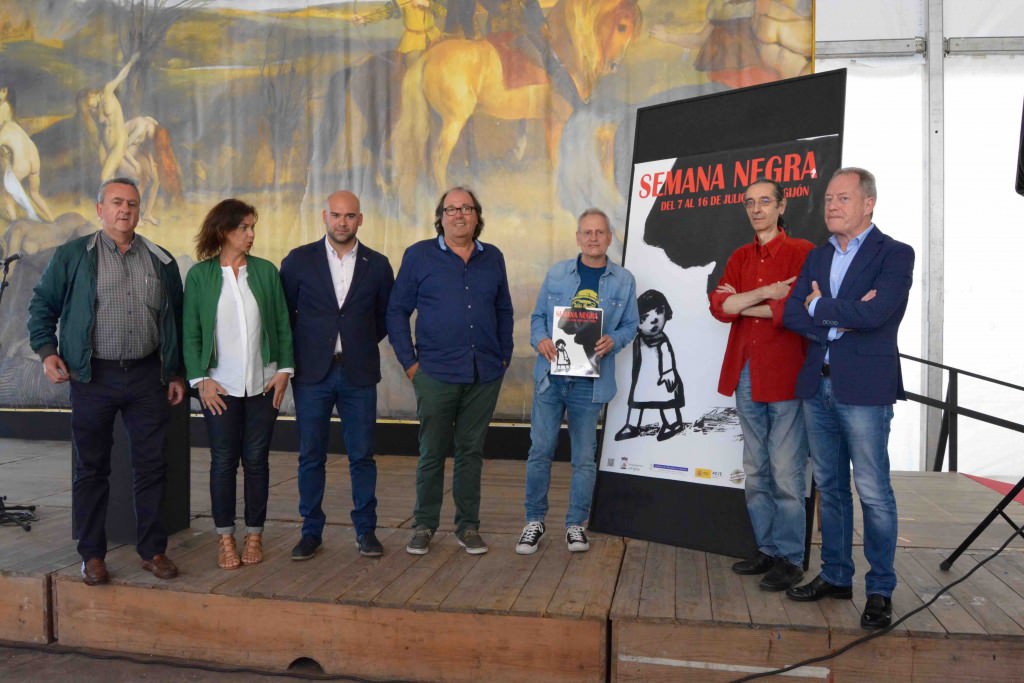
821,363,830,377
94,352,158,371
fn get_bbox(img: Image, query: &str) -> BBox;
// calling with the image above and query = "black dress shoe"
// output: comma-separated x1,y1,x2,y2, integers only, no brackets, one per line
614,424,640,441
861,594,893,630
785,574,853,601
291,535,322,561
356,531,383,557
732,551,775,575
759,559,804,592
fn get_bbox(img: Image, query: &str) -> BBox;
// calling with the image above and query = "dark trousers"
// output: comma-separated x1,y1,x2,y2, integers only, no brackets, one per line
69,354,169,561
411,370,503,532
293,362,378,539
201,392,278,533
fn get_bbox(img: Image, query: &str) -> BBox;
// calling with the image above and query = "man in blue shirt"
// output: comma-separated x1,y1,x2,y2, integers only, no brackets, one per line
782,167,914,631
515,208,637,555
387,187,514,555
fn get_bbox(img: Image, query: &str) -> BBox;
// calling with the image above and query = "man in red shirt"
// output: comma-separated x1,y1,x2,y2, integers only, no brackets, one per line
709,177,814,591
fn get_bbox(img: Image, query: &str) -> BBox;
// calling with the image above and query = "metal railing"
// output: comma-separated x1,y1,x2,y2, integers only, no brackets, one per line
900,353,1024,472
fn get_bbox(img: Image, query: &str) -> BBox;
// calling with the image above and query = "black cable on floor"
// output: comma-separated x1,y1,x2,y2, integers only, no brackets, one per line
730,527,1023,682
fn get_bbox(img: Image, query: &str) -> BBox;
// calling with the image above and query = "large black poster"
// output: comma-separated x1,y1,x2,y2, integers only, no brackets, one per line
591,70,847,557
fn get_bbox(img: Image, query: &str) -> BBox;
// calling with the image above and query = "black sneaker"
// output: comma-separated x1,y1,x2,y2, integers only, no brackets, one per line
356,531,383,557
515,521,545,555
291,535,321,561
406,527,434,555
759,559,804,591
565,525,590,552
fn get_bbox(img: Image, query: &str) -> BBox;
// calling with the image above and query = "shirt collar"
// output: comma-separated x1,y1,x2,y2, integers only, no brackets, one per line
97,230,135,254
828,223,875,253
437,234,483,252
754,228,787,258
324,235,359,261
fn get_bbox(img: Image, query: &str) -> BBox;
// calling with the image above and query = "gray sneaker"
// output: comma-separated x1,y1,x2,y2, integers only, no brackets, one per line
455,528,489,555
406,527,434,555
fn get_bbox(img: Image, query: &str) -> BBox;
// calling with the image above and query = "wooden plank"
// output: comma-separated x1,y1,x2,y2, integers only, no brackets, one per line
372,539,461,609
0,574,50,643
917,550,1024,636
673,548,712,622
509,540,569,617
53,577,607,683
978,551,1024,601
901,548,985,635
582,536,625,621
475,543,546,614
340,540,421,606
405,533,478,611
547,539,619,620
636,541,675,621
609,539,647,620
890,550,946,635
247,534,365,601
741,574,792,628
208,525,305,596
613,619,1024,682
705,552,750,625
437,548,501,613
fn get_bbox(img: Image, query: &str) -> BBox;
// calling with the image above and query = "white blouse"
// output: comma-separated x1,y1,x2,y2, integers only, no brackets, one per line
191,265,279,397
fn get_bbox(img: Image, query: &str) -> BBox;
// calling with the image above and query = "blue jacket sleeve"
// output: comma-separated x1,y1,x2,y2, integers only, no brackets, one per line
495,251,515,365
530,271,554,350
782,257,826,344
812,243,915,331
376,256,395,345
386,247,419,370
610,271,639,354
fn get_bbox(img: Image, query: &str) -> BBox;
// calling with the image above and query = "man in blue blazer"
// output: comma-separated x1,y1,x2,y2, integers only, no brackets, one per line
280,190,394,559
782,168,914,630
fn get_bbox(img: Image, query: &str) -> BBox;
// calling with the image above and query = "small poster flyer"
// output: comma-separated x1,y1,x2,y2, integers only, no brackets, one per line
551,306,603,377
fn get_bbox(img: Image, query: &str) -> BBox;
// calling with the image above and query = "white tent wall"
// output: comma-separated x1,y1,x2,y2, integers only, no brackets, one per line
815,0,1024,477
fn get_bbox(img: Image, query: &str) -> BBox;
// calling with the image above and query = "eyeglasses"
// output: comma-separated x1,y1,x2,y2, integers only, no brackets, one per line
443,205,477,216
744,197,778,209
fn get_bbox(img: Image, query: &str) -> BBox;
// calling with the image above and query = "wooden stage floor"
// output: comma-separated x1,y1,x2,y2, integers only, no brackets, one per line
2,438,1024,681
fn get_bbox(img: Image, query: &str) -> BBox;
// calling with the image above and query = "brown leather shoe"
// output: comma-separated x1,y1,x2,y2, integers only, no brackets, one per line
81,557,109,586
141,553,178,580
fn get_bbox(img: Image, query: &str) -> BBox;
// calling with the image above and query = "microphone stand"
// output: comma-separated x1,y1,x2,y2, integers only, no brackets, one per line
0,250,37,531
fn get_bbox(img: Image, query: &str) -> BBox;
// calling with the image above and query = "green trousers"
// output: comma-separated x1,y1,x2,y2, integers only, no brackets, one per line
411,370,503,532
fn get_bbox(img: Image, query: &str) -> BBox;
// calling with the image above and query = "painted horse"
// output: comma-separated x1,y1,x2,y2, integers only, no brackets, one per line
393,0,642,200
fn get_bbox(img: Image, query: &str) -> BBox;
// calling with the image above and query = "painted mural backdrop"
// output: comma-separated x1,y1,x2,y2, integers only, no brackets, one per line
0,0,813,419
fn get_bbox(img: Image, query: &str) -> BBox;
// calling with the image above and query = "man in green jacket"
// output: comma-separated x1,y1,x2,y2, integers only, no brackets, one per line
27,177,185,586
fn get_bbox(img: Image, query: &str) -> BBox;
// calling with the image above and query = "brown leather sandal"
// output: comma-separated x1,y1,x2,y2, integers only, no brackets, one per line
218,534,241,570
241,532,263,565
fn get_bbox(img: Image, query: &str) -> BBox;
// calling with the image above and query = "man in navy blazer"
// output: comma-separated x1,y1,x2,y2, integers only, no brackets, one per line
782,168,914,631
280,190,394,560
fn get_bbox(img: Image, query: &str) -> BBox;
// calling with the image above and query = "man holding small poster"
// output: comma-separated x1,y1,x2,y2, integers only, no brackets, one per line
516,209,638,555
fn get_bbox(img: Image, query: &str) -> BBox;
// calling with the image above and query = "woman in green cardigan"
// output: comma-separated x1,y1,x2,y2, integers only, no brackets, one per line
183,199,294,570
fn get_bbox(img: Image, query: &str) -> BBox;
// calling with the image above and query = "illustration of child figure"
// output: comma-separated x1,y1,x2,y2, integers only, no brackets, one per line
615,289,686,442
554,338,571,372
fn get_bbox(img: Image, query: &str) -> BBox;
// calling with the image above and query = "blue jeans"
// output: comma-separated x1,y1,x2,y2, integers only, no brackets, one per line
735,364,808,565
803,377,898,597
293,362,378,539
525,375,603,527
202,392,277,534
